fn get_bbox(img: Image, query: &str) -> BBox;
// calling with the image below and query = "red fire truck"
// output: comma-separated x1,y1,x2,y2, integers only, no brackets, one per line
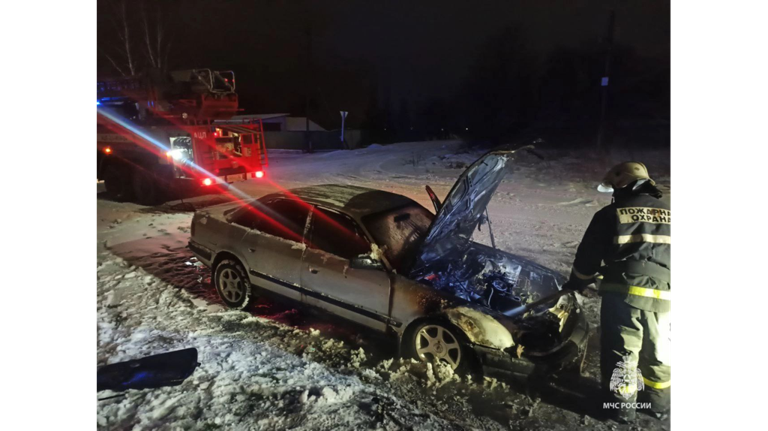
97,69,268,204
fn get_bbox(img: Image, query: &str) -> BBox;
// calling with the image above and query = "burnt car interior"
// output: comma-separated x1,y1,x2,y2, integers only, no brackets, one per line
361,204,434,273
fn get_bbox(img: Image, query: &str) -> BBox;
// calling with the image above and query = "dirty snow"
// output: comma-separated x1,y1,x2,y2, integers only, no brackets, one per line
97,140,670,430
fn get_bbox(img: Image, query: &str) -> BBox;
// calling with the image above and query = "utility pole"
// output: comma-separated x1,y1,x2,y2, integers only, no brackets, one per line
305,23,313,153
596,9,615,152
340,111,348,149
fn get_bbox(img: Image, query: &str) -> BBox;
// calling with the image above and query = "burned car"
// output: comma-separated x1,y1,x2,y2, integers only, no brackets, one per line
188,149,589,377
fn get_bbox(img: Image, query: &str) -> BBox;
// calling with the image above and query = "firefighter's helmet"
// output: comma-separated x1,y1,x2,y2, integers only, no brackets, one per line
597,162,655,193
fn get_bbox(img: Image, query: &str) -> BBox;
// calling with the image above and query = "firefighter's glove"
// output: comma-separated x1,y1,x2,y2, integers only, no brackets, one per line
562,280,598,298
561,280,580,292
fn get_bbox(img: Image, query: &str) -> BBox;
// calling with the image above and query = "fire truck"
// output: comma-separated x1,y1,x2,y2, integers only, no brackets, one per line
97,69,268,204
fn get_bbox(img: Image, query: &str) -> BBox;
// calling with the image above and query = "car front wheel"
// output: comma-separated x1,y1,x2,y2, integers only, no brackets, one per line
214,259,253,309
406,321,469,372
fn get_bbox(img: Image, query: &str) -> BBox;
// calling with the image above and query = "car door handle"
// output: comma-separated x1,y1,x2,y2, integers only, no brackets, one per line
248,248,256,253
309,268,318,274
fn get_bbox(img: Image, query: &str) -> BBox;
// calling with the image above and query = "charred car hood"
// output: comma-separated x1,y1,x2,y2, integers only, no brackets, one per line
412,149,515,274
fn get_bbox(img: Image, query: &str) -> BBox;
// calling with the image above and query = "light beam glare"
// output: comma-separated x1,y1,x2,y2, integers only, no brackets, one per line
97,108,256,203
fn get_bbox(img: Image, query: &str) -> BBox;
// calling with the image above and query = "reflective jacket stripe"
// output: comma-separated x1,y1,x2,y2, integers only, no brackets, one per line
600,283,671,300
614,234,671,245
643,377,671,389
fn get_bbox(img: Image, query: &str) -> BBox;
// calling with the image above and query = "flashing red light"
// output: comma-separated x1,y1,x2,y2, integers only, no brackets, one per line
202,178,213,186
104,147,112,154
255,170,264,178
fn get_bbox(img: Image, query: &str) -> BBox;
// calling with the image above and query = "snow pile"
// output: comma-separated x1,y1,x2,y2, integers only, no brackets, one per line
96,233,510,430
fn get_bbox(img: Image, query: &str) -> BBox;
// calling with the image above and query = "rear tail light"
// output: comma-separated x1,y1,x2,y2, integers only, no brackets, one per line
255,170,264,178
202,178,213,186
104,147,112,154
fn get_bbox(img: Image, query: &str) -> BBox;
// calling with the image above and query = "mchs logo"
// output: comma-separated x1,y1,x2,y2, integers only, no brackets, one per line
610,355,645,400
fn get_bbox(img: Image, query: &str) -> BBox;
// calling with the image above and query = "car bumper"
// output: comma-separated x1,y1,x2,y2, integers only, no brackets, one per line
473,311,590,379
223,171,265,183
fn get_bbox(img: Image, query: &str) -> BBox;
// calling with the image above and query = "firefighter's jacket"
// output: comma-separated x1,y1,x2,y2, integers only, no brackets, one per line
570,181,670,312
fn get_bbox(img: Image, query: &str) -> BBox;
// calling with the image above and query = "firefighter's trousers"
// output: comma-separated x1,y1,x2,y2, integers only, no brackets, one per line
600,294,671,414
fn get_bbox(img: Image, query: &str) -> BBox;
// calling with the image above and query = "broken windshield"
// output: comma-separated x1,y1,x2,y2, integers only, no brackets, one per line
362,204,434,273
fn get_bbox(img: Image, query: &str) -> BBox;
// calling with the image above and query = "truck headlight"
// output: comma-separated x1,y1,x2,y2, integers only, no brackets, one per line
167,149,186,161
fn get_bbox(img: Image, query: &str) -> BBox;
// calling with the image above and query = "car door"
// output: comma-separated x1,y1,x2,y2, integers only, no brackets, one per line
301,206,392,331
236,198,310,301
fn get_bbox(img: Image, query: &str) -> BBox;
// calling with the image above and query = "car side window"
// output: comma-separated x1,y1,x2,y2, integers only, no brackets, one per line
236,199,309,243
232,204,262,230
308,207,371,260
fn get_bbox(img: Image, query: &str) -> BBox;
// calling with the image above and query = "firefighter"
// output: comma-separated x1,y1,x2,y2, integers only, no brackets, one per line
563,162,670,423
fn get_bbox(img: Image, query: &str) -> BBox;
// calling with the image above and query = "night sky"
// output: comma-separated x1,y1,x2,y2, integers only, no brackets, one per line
98,0,670,131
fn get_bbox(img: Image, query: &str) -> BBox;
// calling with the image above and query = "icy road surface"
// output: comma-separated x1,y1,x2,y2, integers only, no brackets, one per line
97,140,670,430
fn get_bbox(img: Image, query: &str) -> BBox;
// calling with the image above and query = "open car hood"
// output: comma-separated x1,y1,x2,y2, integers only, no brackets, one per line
412,148,518,274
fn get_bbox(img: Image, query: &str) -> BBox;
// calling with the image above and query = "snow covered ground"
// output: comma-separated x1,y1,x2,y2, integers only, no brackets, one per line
97,140,671,430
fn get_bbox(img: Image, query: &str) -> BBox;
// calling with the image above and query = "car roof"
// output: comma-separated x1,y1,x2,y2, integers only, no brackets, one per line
260,184,422,218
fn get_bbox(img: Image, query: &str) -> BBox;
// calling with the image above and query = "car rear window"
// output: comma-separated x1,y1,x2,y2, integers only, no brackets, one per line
362,204,434,272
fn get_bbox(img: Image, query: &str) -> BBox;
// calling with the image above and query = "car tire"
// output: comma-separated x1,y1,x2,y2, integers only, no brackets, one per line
213,259,253,310
104,166,134,202
133,171,162,205
404,320,472,373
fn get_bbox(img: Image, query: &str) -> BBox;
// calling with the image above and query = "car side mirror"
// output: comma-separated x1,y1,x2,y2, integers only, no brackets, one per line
350,254,384,270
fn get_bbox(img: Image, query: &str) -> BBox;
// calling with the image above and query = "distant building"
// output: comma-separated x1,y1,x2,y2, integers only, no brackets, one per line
215,113,356,150
217,114,326,132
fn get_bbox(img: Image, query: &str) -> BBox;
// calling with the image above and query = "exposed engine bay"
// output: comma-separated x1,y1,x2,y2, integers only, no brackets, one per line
402,147,578,356
416,243,575,354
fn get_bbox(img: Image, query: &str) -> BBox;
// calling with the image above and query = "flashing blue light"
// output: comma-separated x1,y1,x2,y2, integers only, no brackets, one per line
97,101,101,106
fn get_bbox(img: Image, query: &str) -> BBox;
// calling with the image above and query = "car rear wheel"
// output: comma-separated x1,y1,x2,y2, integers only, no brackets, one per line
406,321,470,372
214,259,253,310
